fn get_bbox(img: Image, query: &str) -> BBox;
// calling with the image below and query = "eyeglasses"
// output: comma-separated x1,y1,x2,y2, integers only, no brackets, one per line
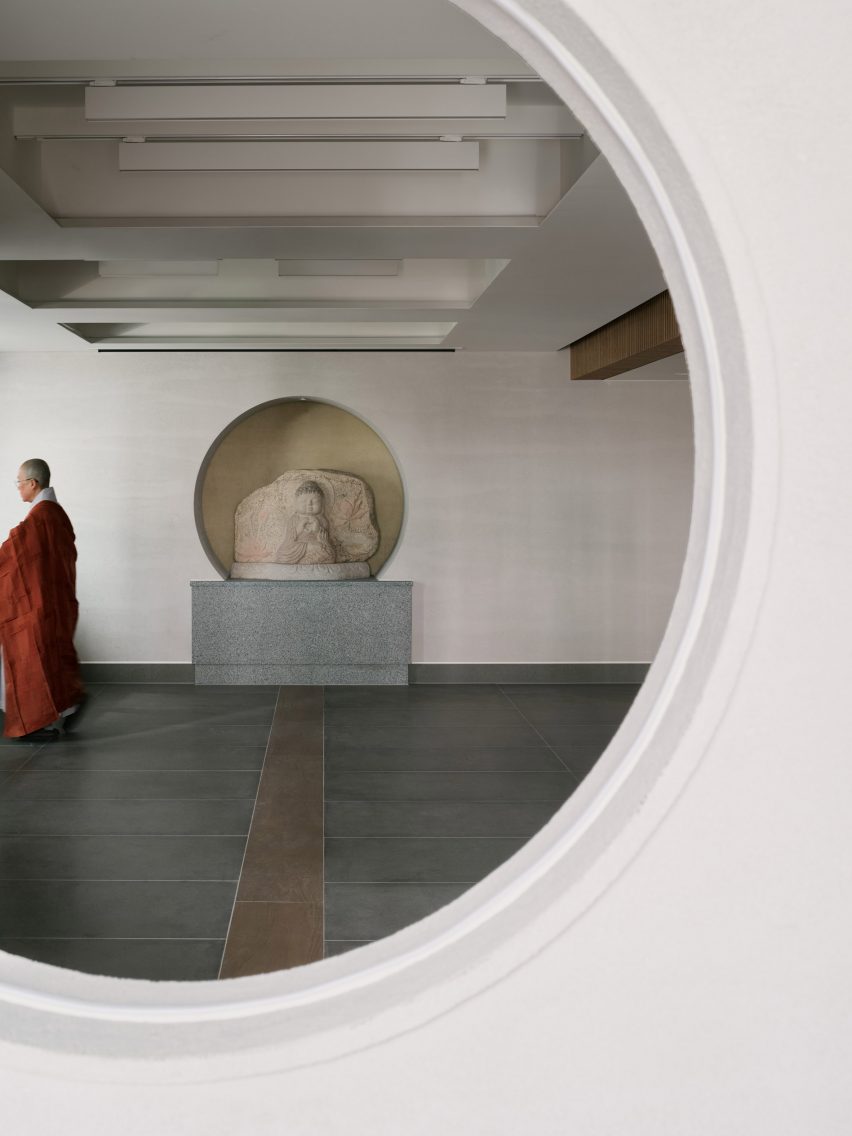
14,478,34,486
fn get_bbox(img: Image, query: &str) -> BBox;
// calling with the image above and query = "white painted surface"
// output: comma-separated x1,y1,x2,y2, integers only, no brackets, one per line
19,257,505,303
85,82,508,120
0,0,523,64
38,136,560,217
0,1,850,1133
117,139,482,172
2,133,660,351
16,93,580,140
0,350,693,664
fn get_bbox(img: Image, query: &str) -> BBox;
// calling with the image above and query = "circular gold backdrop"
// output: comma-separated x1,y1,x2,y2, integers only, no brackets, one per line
195,398,404,578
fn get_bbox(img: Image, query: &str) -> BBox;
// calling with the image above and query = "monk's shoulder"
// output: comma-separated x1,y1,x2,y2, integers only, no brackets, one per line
31,500,69,519
29,501,75,538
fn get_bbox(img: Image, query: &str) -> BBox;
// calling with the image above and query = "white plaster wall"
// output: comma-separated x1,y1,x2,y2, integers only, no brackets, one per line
0,350,693,664
1,2,851,1133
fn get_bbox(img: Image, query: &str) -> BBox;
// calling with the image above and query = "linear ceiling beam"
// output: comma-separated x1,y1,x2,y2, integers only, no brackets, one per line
69,320,456,337
16,103,581,141
86,337,453,349
117,140,480,171
568,290,682,380
86,83,506,121
0,59,537,83
28,305,470,323
0,217,538,260
66,321,458,349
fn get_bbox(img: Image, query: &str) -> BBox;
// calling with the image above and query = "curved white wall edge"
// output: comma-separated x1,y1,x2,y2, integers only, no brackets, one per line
0,0,779,1075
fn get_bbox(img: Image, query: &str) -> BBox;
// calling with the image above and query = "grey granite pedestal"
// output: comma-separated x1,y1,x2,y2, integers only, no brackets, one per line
191,580,412,685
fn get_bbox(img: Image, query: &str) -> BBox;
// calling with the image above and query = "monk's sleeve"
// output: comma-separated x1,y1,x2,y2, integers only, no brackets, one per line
0,525,33,626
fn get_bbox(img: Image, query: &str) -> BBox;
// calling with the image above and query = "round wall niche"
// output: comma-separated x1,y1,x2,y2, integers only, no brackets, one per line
195,397,405,578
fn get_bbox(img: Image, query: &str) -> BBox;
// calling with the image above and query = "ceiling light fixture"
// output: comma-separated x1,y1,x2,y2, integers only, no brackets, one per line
118,140,480,172
87,84,506,121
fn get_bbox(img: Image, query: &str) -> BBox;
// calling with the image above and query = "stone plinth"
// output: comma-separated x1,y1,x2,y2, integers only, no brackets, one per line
191,580,412,685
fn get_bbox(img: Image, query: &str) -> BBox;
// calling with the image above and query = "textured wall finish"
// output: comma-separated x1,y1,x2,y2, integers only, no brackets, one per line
0,351,693,666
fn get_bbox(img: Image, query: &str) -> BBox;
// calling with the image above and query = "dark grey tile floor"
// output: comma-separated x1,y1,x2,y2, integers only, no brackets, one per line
0,683,276,980
0,680,639,978
323,682,639,956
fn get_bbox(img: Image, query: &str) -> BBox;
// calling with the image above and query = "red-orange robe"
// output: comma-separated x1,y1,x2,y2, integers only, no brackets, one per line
0,501,84,737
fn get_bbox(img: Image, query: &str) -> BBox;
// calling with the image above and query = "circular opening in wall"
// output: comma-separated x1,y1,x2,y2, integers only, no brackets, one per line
195,397,405,579
0,0,763,1066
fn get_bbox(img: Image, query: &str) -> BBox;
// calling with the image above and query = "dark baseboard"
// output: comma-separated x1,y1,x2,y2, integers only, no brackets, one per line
80,663,196,684
80,662,650,685
408,663,650,684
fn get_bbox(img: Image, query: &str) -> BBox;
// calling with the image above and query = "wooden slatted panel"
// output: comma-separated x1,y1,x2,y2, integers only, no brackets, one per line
569,290,683,381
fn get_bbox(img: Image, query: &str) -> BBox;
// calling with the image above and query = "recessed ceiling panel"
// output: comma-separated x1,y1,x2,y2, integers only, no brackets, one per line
98,260,219,276
276,260,401,276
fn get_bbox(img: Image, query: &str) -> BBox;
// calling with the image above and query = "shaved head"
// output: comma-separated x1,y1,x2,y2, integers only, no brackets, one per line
19,458,50,488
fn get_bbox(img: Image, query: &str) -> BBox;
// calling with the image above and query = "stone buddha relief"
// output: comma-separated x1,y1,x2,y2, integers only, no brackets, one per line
230,469,380,580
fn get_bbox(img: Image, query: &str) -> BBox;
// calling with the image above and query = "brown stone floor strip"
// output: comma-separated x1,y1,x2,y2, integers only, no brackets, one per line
220,901,323,977
219,687,324,978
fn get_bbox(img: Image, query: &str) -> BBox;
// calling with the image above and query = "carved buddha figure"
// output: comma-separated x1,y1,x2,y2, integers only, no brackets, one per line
231,468,379,580
274,480,337,565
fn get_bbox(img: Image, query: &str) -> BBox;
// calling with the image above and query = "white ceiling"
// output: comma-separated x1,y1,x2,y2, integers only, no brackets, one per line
0,0,672,357
0,0,526,66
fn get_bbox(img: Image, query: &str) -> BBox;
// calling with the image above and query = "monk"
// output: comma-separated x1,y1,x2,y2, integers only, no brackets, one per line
0,459,86,741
